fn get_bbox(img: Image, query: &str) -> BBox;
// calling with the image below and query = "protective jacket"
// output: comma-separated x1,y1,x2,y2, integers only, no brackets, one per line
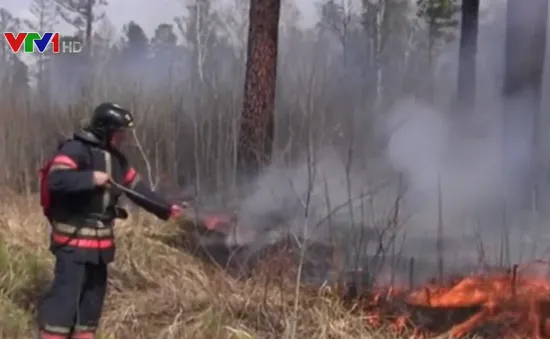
46,129,171,264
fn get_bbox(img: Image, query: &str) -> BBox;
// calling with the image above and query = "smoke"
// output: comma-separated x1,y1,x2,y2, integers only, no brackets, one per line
379,91,547,283
227,0,550,285
377,1,550,282
386,99,506,222
232,149,367,245
7,0,550,283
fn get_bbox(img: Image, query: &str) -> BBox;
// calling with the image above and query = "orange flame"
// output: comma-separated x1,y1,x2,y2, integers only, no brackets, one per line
202,215,231,230
348,261,550,338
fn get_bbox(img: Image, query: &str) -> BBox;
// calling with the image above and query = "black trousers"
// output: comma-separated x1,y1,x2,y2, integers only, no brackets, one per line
38,249,108,337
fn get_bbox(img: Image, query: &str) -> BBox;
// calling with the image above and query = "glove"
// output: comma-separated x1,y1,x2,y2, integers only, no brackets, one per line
114,206,129,220
170,204,183,219
103,205,128,220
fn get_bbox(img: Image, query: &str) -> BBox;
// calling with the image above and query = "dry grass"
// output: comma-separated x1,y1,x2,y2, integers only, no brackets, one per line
0,191,410,339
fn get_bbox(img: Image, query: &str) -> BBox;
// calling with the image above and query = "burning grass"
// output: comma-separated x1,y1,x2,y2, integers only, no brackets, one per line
350,265,550,339
0,194,371,339
3,192,550,338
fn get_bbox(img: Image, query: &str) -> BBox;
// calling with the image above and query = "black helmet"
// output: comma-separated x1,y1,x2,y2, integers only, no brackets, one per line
90,102,135,131
85,102,134,142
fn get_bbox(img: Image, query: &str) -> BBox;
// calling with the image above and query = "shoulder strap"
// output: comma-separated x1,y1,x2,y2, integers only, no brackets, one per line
58,137,95,169
56,138,70,151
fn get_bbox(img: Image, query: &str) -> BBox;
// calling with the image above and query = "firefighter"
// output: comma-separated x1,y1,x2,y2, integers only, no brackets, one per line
37,102,183,339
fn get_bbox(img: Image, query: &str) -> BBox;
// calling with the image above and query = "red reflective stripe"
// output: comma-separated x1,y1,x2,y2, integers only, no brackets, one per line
124,167,136,184
52,233,114,249
40,331,69,339
52,155,78,169
71,332,95,339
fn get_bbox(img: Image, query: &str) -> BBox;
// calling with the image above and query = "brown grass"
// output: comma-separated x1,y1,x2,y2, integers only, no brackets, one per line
0,191,408,339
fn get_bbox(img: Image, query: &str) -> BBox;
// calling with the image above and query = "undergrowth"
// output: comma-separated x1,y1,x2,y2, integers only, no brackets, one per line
0,193,431,339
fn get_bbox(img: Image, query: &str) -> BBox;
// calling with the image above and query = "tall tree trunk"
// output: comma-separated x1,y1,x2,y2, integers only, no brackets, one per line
502,0,548,209
85,0,93,57
236,0,280,182
456,0,479,115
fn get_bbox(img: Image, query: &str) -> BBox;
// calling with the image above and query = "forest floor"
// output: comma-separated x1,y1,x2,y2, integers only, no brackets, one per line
0,191,412,339
0,191,503,339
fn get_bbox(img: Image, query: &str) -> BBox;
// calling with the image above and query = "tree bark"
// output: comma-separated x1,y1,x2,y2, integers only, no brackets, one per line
502,0,548,209
456,0,479,115
237,0,280,181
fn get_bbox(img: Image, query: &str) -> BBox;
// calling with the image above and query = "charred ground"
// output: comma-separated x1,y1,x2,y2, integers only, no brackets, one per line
5,191,550,339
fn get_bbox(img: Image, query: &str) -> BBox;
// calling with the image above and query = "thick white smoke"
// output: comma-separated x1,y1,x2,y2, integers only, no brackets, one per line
229,0,550,285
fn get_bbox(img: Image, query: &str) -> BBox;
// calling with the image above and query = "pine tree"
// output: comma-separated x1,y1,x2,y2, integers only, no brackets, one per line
25,0,59,100
236,0,281,181
416,0,458,99
54,0,108,56
456,0,479,115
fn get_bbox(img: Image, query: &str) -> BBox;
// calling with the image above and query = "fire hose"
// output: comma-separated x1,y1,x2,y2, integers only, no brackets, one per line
107,178,179,214
107,178,224,229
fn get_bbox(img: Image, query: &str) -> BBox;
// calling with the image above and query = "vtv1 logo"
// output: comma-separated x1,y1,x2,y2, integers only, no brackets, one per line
3,32,83,54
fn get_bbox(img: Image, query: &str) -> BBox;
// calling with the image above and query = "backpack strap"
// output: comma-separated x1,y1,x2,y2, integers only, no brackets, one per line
57,137,95,169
